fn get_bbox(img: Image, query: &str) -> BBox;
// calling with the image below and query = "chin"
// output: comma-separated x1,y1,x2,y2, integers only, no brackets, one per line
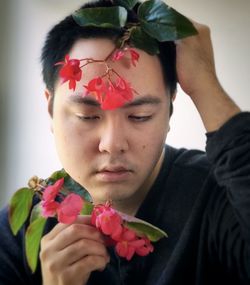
90,186,135,204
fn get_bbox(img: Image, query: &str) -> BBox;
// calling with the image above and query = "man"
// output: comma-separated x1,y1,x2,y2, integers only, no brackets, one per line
0,0,249,284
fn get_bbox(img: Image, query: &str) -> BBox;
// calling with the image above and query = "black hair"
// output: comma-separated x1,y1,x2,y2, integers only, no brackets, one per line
41,0,177,100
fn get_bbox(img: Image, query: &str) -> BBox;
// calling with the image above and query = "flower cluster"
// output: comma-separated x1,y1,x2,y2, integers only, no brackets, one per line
55,48,140,110
91,202,154,261
41,180,154,261
41,178,83,224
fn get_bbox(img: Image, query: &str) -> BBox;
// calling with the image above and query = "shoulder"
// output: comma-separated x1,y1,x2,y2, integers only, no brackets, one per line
165,144,211,172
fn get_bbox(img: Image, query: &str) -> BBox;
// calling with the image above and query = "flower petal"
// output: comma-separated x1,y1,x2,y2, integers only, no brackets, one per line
57,193,83,224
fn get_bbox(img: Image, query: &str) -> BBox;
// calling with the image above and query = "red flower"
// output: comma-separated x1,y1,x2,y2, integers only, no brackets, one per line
56,54,82,91
115,227,146,261
41,200,59,218
41,178,83,224
135,237,154,257
84,77,134,110
101,83,126,110
91,202,154,260
129,49,140,67
91,203,123,239
57,193,83,224
41,178,64,217
102,78,133,110
112,48,140,67
112,49,125,61
84,77,106,103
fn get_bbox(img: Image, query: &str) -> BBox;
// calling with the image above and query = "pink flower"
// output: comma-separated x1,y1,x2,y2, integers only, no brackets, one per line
101,82,127,110
112,48,140,67
129,49,139,67
41,178,64,217
115,228,146,261
101,79,133,110
55,54,82,91
112,49,125,61
41,178,83,224
91,202,154,260
135,237,154,256
91,203,123,239
84,77,106,103
84,77,134,110
57,193,83,224
41,200,59,217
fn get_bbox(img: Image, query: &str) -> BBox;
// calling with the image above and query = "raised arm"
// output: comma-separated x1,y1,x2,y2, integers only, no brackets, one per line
175,21,241,132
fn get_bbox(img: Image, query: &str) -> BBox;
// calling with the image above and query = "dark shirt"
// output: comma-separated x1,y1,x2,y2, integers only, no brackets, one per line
0,112,250,284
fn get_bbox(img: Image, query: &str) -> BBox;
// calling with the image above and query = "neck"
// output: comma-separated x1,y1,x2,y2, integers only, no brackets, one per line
112,149,165,216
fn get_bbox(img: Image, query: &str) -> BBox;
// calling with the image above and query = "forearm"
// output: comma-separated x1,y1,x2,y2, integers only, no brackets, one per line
190,78,241,132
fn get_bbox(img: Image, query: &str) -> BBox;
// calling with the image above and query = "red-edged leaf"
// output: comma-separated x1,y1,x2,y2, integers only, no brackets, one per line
9,188,34,235
119,211,167,242
25,217,46,273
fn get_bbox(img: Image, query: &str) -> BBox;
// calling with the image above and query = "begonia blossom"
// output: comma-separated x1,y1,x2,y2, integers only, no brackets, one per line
112,49,125,61
41,178,64,217
101,78,134,110
84,77,106,103
84,77,134,110
91,202,154,260
91,203,123,239
41,178,83,224
112,48,140,67
55,54,82,91
115,227,146,261
57,193,83,224
129,49,140,67
135,236,154,257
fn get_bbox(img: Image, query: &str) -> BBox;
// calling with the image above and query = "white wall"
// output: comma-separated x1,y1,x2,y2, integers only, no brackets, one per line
1,0,250,207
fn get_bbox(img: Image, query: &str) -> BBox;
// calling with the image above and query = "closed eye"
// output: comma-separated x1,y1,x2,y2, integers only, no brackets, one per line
76,114,100,121
128,115,152,122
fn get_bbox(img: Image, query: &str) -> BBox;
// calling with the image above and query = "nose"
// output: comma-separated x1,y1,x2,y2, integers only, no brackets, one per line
98,117,129,155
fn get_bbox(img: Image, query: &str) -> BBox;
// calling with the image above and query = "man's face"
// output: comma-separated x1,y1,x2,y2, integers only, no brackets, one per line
49,38,172,209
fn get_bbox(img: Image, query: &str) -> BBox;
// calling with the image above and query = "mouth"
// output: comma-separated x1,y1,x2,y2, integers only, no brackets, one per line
95,166,133,182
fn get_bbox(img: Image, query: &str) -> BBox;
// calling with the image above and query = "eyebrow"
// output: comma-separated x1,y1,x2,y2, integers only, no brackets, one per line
67,94,101,106
123,96,161,108
67,93,162,108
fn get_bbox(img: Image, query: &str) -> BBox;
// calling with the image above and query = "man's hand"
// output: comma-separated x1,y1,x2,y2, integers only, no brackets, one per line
40,216,110,285
175,21,241,132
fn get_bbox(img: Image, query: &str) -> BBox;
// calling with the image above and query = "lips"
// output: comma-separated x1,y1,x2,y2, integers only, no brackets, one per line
96,166,133,182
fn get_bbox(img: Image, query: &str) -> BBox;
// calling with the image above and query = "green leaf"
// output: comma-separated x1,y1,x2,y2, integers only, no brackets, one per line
63,176,92,202
9,188,34,235
130,26,159,55
125,221,167,242
29,202,42,224
72,7,128,29
138,0,198,41
48,169,92,202
119,212,167,242
116,0,138,10
80,201,94,215
25,217,46,273
49,169,68,182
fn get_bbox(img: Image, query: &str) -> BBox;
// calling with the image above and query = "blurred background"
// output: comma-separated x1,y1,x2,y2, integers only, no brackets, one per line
0,0,250,207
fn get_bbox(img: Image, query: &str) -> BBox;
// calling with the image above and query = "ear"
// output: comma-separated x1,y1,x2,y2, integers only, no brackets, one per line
44,89,54,118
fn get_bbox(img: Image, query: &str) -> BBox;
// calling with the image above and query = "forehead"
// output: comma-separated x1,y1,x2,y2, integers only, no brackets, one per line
70,38,164,76
55,38,169,103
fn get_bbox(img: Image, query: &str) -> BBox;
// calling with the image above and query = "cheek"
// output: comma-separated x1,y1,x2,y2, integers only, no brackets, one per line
52,115,96,166
136,120,168,158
